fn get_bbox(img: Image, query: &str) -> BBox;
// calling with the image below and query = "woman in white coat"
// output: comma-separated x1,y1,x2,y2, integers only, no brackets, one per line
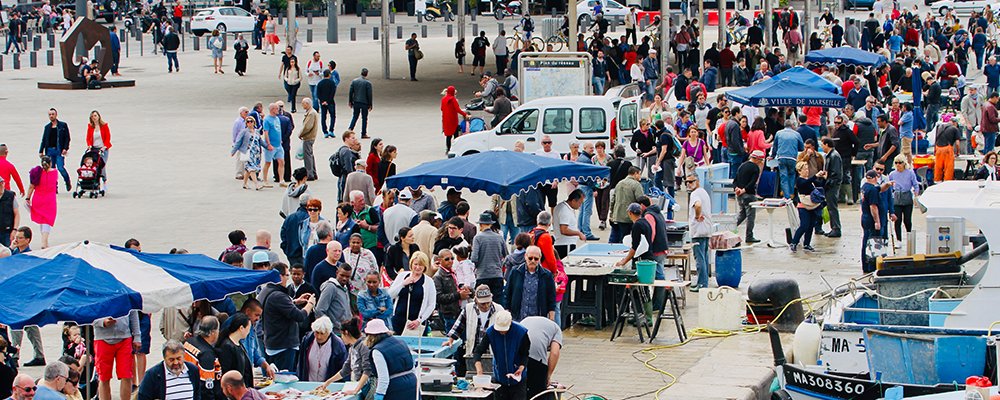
387,251,437,336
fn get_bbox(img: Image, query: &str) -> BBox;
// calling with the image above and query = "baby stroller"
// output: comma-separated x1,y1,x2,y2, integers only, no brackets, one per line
73,147,106,198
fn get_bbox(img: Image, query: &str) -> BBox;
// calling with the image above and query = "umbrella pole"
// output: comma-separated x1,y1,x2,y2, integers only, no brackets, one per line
86,326,93,400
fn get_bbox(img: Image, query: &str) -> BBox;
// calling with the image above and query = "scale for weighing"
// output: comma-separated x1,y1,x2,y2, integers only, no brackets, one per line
417,358,456,392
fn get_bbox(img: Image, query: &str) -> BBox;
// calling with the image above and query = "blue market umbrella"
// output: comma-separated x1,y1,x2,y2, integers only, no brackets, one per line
911,69,927,131
804,46,889,68
0,241,279,329
772,66,842,95
726,79,847,108
384,150,610,200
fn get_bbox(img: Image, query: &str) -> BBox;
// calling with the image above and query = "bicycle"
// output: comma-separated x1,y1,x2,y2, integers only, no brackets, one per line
506,25,544,53
545,29,569,51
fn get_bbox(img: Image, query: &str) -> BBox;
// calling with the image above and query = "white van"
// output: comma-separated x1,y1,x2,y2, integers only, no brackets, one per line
448,94,643,158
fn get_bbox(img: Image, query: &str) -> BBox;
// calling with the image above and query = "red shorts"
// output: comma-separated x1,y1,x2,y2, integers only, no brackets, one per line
94,338,135,381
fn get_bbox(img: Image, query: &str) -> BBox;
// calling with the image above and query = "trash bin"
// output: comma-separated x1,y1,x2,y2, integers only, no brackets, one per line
715,248,742,288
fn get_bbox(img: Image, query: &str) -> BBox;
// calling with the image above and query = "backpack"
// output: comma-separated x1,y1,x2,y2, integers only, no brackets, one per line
789,42,799,54
523,17,534,32
529,227,552,263
666,132,682,158
329,146,347,176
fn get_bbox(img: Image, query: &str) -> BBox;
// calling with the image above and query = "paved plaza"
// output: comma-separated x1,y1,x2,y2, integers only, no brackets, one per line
0,4,978,398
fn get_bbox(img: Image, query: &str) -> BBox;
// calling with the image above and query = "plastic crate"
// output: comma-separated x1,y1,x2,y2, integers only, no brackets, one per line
609,269,638,283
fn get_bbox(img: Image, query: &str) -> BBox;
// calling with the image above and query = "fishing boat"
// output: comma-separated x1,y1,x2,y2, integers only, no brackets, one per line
771,181,1000,400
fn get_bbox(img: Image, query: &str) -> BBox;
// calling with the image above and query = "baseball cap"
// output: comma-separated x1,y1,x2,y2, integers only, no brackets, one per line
252,251,270,264
354,159,366,167
398,189,413,200
750,150,766,159
865,169,880,179
475,284,493,304
493,310,512,332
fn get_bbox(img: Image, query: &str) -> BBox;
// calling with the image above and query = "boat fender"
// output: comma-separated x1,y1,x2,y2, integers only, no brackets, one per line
792,320,821,366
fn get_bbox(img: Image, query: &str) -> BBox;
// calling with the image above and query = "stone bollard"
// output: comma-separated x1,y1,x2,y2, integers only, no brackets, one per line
351,27,357,41
278,15,283,25
361,13,366,24
307,29,313,42
421,25,427,38
397,26,403,39
551,7,556,17
46,50,54,66
193,36,200,50
447,24,453,37
472,23,478,34
47,33,55,48
0,55,3,71
389,13,395,23
139,31,144,56
30,51,37,67
498,23,503,34
471,10,476,21
373,27,379,40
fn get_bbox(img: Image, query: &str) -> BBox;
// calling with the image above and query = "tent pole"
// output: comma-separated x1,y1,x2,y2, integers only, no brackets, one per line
86,325,92,400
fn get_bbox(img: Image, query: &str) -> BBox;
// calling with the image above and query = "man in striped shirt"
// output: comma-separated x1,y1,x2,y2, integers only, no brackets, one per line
137,340,200,400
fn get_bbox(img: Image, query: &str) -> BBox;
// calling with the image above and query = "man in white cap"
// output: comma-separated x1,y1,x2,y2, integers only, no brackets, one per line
342,159,375,205
734,150,765,244
473,310,530,399
381,189,418,247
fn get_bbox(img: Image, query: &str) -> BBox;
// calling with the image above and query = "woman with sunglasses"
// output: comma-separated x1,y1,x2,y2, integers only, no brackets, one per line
231,118,263,190
789,162,827,252
888,154,920,244
974,151,998,181
298,198,327,251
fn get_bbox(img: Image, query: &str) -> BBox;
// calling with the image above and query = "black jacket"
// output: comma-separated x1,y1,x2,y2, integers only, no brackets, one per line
824,149,844,187
40,120,71,152
259,283,308,351
434,267,463,319
734,161,760,196
833,125,861,159
137,361,201,400
502,265,556,320
295,332,347,382
162,32,180,51
215,338,253,389
316,78,337,104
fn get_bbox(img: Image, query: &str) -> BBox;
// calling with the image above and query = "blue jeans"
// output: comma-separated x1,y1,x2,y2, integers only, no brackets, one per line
266,349,297,372
777,158,796,199
728,152,747,180
592,76,606,95
44,147,71,186
320,101,336,135
578,185,594,237
791,207,819,246
165,51,179,72
692,237,710,288
441,317,457,335
349,102,369,136
975,48,984,70
309,84,319,110
5,33,21,53
925,104,940,130
985,132,998,153
609,222,631,244
501,209,518,244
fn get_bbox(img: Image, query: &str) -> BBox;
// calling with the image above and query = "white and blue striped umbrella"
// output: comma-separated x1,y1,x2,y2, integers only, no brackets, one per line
0,241,279,329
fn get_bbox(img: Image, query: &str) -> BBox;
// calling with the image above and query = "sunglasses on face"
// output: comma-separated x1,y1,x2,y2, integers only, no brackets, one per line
526,256,540,261
442,257,454,261
685,179,697,184
307,208,320,212
542,141,552,144
894,161,904,164
19,387,36,392
875,168,884,172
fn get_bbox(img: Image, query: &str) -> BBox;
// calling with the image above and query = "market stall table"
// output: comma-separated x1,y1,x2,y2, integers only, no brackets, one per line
750,198,798,248
561,243,625,330
260,382,359,400
957,154,980,179
398,336,462,358
608,280,690,343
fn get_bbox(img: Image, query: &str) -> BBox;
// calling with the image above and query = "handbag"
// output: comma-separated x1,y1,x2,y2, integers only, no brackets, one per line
809,186,826,204
414,49,424,60
865,237,892,262
239,151,251,162
892,190,913,206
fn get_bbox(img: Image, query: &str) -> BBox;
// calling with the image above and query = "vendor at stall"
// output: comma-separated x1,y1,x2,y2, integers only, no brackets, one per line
444,284,506,377
364,320,418,400
296,317,347,383
319,319,371,398
520,316,562,400
473,310,531,400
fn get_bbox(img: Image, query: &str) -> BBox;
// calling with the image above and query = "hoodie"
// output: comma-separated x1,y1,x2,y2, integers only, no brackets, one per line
280,182,310,219
441,86,469,136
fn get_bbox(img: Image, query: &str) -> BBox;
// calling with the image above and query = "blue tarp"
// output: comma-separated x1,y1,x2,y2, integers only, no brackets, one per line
726,79,847,108
773,66,842,95
804,46,890,68
384,150,610,199
0,242,279,329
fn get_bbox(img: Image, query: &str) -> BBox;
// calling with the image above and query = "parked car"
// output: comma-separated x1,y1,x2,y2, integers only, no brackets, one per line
576,0,628,26
448,94,642,158
934,0,990,16
190,6,254,36
844,0,876,10
57,0,120,23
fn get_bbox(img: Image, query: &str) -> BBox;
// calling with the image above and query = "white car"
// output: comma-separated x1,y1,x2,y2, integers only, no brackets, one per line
190,7,255,37
576,0,629,26
934,0,990,16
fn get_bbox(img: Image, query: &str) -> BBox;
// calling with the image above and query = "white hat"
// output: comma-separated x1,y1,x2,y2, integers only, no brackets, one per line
493,310,512,332
398,189,413,200
364,319,392,335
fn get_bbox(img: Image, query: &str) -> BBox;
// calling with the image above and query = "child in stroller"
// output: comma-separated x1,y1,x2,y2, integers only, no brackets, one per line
73,147,106,198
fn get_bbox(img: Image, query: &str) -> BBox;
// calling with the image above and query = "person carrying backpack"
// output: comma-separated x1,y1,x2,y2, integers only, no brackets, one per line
655,120,682,197
470,31,490,76
528,211,558,276
329,130,360,201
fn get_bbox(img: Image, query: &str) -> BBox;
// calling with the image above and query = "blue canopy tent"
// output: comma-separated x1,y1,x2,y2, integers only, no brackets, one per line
772,66,842,95
804,46,889,68
384,150,610,200
0,241,279,329
726,79,847,108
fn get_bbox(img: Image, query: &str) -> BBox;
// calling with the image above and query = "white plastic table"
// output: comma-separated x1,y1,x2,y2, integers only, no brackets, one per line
750,198,796,248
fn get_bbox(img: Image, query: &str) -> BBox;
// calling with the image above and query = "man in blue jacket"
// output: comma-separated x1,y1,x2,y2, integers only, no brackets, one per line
280,194,311,267
137,340,201,400
502,246,556,322
473,310,530,400
985,56,1000,97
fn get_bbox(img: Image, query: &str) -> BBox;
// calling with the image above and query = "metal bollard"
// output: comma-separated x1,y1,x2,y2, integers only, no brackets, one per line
13,54,20,69
421,25,427,38
30,51,37,67
373,27,379,40
47,33,54,48
551,7,556,17
350,27,357,41
471,10,476,21
0,55,3,71
182,30,186,51
397,26,403,39
223,33,228,51
472,23,478,34
611,21,617,32
307,13,313,25
390,13,395,23
193,36,200,50
47,50,54,66
361,13,366,24
278,15,283,25
33,36,41,51
307,29,313,42
447,24,453,37
498,23,503,34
